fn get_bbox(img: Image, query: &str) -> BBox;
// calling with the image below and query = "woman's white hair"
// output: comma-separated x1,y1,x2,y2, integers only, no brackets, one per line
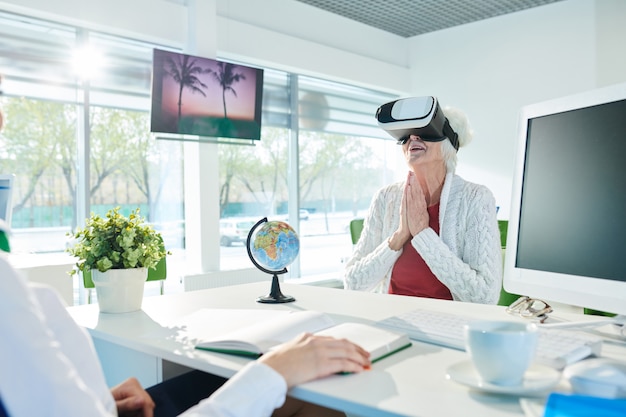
440,106,473,173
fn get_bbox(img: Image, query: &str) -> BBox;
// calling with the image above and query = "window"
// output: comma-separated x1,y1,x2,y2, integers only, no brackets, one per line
294,76,402,279
217,73,402,280
0,12,78,252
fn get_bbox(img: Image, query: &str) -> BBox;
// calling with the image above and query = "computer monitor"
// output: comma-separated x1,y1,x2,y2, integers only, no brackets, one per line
0,174,14,226
503,83,626,316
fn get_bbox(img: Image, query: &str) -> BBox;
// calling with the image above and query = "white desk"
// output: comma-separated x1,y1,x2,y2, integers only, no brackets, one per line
68,282,626,417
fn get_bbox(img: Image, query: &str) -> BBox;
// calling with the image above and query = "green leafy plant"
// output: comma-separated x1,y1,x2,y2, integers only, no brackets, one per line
67,207,168,275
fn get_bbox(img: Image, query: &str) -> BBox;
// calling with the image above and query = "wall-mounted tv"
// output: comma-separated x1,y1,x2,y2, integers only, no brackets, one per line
150,48,264,141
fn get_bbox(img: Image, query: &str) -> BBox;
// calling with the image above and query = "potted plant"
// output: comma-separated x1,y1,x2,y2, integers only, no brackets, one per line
67,207,168,313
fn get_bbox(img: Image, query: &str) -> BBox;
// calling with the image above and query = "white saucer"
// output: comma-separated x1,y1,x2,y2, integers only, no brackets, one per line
446,360,561,395
519,398,548,417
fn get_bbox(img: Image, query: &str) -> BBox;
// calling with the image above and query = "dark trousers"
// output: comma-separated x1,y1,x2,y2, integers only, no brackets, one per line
147,370,228,417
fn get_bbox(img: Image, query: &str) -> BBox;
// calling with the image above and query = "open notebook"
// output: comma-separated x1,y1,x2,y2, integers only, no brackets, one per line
188,309,411,362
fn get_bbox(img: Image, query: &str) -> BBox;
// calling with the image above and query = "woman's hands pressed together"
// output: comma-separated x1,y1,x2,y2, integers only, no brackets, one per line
388,171,429,251
404,171,429,236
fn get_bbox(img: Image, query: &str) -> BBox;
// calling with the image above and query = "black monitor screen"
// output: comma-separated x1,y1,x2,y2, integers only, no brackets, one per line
516,98,626,283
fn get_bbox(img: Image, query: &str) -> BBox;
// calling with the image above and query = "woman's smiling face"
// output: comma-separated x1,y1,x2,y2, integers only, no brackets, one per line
403,135,444,168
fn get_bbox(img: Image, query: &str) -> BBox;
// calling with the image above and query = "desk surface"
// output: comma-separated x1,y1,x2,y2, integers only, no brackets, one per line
68,282,626,417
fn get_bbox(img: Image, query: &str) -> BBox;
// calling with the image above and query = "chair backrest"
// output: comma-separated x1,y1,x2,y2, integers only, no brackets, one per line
497,220,519,306
146,256,167,282
82,235,167,289
82,256,167,288
0,220,10,253
349,218,364,245
498,220,508,248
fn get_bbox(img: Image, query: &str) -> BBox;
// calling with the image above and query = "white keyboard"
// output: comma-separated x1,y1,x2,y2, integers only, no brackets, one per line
376,309,603,369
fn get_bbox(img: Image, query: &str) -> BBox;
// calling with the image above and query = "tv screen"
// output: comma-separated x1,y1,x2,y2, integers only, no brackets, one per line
150,48,264,140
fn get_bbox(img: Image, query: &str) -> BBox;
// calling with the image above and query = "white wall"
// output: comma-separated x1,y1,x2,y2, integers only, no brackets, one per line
405,0,626,218
215,0,409,94
596,0,626,86
0,0,187,47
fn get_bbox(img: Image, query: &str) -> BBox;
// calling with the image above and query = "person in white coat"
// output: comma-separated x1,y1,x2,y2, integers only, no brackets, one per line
0,254,370,417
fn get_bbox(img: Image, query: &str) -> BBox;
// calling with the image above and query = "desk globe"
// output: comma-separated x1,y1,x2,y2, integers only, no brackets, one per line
246,217,300,303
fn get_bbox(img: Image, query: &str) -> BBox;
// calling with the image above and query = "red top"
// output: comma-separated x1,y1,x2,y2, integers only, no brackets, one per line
389,203,453,300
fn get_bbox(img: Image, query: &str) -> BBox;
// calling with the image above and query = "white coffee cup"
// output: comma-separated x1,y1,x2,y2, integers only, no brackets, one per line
464,320,538,386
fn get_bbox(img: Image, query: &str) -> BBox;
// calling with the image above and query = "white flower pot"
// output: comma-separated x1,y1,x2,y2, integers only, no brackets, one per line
91,268,148,313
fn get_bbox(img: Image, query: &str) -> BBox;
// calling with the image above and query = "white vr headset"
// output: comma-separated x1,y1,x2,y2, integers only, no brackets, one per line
375,96,459,150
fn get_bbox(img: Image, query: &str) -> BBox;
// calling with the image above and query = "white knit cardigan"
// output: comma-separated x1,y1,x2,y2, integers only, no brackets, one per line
343,173,502,304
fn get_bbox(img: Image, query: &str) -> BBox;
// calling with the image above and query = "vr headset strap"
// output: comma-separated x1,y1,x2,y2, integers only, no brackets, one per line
443,119,459,151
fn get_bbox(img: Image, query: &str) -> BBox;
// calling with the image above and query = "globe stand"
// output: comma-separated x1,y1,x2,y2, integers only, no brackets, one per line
257,273,295,304
246,217,296,304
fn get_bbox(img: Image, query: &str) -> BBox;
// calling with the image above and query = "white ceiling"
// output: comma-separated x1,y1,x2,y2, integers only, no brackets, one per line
294,0,564,37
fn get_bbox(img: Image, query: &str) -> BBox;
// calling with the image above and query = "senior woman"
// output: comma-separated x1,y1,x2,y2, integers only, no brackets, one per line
344,97,501,304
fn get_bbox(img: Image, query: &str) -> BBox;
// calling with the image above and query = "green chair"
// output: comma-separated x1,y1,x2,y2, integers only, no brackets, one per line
497,220,520,306
584,308,616,317
349,218,364,245
0,221,10,253
498,220,508,248
82,255,167,303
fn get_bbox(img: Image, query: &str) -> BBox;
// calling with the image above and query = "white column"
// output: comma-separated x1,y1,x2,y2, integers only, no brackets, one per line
183,0,220,273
